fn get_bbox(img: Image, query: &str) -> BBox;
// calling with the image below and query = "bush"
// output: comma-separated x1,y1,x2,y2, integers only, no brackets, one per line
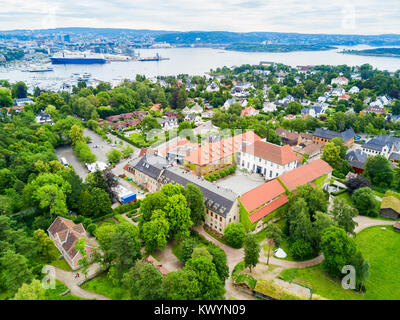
86,223,97,235
73,141,96,164
224,223,246,248
289,239,314,260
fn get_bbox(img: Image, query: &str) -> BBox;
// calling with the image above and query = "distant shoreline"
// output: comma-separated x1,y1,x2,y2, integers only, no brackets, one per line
340,48,400,58
224,43,337,53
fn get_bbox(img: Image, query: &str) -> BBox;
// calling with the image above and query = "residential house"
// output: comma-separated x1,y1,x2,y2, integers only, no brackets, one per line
239,140,298,179
35,112,53,125
312,127,355,146
240,106,259,117
301,104,328,118
184,114,202,123
223,98,237,110
157,117,179,131
275,128,299,146
263,101,277,113
47,217,96,270
349,86,360,94
331,76,349,86
206,82,219,92
346,149,368,174
164,110,179,118
339,94,351,101
361,135,400,159
332,87,346,97
13,98,33,107
292,143,323,162
360,106,388,116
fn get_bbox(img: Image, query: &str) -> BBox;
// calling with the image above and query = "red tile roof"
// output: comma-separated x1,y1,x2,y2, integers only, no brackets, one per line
240,179,286,213
184,131,261,166
240,106,259,116
249,194,289,223
279,159,332,191
242,141,298,165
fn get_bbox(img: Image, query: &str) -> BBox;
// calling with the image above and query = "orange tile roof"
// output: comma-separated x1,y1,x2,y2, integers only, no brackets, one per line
184,131,261,166
249,194,289,223
279,159,332,191
240,106,259,116
242,140,298,165
240,179,286,213
158,138,195,157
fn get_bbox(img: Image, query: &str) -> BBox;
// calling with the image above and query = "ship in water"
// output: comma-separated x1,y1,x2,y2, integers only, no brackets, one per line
138,53,169,62
22,65,54,72
50,51,107,64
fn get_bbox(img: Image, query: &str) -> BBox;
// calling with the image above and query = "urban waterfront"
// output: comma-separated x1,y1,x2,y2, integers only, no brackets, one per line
0,45,399,89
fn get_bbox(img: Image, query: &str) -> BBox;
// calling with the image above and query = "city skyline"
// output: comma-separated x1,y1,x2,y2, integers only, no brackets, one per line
0,0,399,35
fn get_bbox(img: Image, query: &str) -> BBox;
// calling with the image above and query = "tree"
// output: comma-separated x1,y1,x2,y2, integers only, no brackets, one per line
330,198,358,235
224,223,246,248
207,245,229,282
364,155,394,188
243,234,260,272
141,116,161,134
163,269,201,300
227,102,242,116
345,176,372,194
163,193,193,241
0,87,13,108
289,239,313,260
141,209,170,253
33,229,59,263
264,223,282,265
106,149,122,163
179,238,198,264
185,256,225,300
123,261,166,300
0,250,33,295
184,184,205,225
321,142,341,168
110,225,142,281
352,187,379,217
78,187,111,218
69,124,85,144
13,279,45,300
191,247,213,261
320,226,357,277
75,238,90,279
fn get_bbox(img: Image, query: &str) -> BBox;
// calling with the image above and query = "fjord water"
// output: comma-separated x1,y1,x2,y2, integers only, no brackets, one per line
1,45,399,84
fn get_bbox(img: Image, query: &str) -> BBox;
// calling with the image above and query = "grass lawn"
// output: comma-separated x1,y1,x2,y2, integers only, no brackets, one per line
45,280,87,300
335,192,353,206
49,257,73,272
82,273,130,300
279,225,400,300
355,225,400,299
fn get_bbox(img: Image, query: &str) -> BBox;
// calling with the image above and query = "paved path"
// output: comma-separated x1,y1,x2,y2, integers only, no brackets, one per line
195,215,397,298
48,264,110,300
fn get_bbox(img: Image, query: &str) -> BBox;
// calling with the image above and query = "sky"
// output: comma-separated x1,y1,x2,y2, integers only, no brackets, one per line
0,0,399,35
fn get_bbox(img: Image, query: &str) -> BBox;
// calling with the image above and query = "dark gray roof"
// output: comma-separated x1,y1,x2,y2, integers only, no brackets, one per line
346,149,368,169
159,166,236,218
313,127,355,142
363,135,400,152
389,152,400,161
129,155,169,180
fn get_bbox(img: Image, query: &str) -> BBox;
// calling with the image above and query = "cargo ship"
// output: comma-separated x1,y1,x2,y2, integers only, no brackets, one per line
138,52,169,62
50,51,107,64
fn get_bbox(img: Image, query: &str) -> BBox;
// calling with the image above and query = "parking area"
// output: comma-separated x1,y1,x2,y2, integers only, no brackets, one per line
215,170,265,196
84,128,132,164
55,145,89,180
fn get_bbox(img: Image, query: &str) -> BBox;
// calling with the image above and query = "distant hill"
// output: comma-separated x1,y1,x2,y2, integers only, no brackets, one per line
1,28,400,47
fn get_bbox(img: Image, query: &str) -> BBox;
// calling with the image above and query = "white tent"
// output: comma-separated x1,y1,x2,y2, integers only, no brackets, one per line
274,248,287,258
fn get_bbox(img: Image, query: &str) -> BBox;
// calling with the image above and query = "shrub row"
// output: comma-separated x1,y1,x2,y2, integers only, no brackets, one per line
205,166,237,182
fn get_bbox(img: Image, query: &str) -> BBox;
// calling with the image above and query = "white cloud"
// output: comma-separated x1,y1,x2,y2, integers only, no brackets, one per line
0,0,399,34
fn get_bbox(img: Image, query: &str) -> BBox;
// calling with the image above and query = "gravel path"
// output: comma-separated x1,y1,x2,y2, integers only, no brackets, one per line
48,264,110,300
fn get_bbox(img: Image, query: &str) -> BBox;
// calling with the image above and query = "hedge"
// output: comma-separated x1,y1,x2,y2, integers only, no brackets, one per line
112,200,141,215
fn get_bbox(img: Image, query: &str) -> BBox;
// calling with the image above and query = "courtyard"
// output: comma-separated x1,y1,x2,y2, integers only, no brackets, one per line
215,170,266,196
